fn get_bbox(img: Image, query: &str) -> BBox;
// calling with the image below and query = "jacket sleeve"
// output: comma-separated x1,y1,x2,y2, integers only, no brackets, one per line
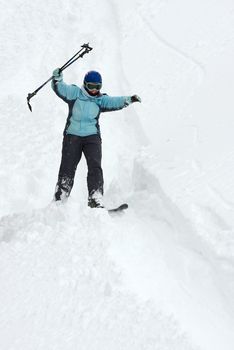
98,95,132,112
51,78,79,102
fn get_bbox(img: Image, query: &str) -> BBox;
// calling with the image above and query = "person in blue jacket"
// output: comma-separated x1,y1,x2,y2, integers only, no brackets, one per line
52,68,141,208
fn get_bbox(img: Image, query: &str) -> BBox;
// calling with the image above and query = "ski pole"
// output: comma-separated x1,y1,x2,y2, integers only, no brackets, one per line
27,43,93,112
59,43,92,72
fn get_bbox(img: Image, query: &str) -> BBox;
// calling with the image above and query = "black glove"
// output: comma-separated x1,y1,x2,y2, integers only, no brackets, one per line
131,95,141,103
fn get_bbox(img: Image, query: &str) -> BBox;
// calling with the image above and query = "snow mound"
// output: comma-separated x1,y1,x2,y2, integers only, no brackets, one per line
0,203,196,350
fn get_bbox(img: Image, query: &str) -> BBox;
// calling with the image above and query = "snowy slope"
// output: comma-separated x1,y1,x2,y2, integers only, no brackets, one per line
0,0,234,349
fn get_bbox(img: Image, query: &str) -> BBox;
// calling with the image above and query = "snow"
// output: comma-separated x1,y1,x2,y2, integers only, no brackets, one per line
0,0,234,349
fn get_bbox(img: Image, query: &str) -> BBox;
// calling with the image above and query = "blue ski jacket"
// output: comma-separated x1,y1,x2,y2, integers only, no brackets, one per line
52,78,132,137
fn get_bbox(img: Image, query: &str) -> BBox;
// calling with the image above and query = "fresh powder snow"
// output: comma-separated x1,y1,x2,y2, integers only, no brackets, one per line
0,0,234,349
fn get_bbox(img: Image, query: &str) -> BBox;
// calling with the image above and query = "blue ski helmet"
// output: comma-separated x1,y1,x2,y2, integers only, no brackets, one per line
84,70,102,84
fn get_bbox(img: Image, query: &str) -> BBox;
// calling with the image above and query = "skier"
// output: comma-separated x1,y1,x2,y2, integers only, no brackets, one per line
51,68,141,208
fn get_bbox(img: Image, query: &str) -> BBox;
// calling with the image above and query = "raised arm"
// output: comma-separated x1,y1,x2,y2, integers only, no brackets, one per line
51,68,79,101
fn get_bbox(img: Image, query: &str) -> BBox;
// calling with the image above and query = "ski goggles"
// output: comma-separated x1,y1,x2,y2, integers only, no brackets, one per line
84,82,102,91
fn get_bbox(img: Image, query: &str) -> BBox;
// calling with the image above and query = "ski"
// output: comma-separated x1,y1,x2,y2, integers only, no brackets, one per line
108,203,128,213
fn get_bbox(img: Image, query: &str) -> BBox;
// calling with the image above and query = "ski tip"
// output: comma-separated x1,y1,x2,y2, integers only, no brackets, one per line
108,203,128,213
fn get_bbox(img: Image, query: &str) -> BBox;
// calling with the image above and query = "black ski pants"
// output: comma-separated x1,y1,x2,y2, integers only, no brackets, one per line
54,134,103,201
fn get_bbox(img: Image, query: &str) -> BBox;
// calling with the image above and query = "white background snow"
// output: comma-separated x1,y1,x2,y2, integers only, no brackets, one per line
0,0,234,349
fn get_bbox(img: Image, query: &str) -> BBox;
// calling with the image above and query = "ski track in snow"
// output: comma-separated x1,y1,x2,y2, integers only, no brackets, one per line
0,0,234,349
138,12,206,84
